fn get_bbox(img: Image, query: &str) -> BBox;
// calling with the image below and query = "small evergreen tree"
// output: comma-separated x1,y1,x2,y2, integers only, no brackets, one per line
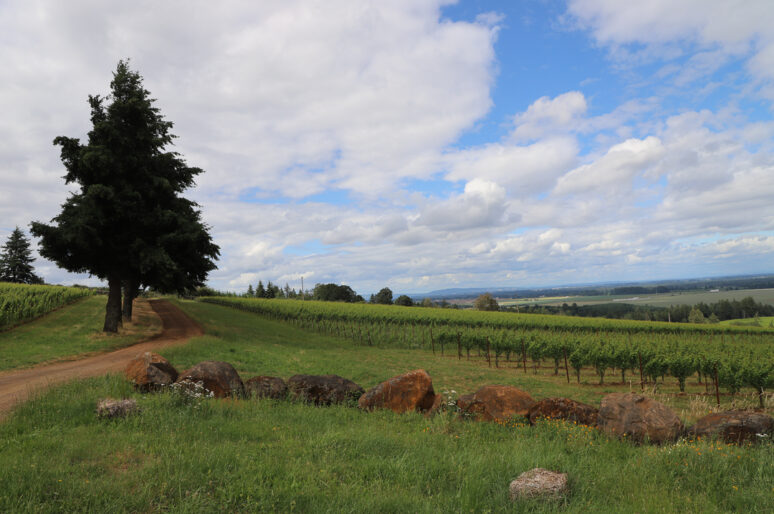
256,281,266,298
0,227,42,284
246,284,254,297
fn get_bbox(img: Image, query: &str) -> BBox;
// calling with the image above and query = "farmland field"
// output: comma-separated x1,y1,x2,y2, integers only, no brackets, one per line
0,298,772,512
497,288,774,308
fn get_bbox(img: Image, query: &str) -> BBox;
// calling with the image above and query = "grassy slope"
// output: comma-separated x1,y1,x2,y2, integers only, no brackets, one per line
0,296,162,371
0,299,771,513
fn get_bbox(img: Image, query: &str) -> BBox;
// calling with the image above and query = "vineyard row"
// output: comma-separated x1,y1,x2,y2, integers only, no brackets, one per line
200,297,774,406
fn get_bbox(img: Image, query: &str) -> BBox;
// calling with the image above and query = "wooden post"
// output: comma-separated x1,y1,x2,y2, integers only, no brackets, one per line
486,338,491,368
714,365,721,407
521,340,527,373
457,332,461,360
563,347,570,384
430,326,435,355
638,351,644,391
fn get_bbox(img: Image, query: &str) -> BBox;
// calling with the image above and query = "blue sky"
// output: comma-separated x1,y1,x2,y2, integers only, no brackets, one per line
1,0,774,295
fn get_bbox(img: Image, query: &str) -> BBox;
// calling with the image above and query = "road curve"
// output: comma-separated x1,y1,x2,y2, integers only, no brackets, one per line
0,299,203,420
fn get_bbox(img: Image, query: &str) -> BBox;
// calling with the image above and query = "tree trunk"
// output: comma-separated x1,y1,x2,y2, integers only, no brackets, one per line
122,279,138,322
104,276,123,333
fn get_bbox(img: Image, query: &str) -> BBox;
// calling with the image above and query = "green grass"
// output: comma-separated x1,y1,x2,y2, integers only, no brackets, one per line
1,299,772,512
0,296,162,371
720,316,774,328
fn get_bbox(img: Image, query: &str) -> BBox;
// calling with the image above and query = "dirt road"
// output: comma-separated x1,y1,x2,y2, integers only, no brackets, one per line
0,299,202,420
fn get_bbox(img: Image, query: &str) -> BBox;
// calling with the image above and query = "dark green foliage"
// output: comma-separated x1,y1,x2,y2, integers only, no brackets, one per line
313,283,360,302
372,287,393,305
515,297,774,323
31,60,218,331
0,227,42,284
473,292,499,311
394,294,413,307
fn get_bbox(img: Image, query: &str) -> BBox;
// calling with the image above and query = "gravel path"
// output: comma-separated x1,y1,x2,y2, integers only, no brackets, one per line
0,299,202,420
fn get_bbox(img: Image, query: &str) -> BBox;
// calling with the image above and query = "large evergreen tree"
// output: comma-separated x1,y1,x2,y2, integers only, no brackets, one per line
32,61,218,332
0,227,42,284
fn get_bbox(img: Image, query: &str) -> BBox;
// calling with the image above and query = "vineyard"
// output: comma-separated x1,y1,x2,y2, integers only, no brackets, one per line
0,282,93,330
201,297,774,406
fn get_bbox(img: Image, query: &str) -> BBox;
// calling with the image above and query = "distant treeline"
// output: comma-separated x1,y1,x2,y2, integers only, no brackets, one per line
441,275,774,300
506,296,774,323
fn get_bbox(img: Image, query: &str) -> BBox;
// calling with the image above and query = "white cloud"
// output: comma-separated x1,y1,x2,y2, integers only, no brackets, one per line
2,1,774,294
511,91,587,142
566,0,774,97
417,179,508,231
554,136,664,195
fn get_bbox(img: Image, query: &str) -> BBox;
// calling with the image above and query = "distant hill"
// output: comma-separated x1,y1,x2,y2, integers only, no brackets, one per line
414,273,774,300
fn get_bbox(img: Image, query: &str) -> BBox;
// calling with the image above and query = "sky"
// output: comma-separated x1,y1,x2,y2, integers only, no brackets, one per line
2,0,774,296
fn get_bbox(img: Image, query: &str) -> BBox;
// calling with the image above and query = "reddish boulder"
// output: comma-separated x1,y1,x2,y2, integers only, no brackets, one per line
358,369,438,414
527,398,598,426
597,393,683,443
690,410,773,443
457,385,535,421
125,352,178,391
245,376,288,399
176,361,245,398
287,374,364,406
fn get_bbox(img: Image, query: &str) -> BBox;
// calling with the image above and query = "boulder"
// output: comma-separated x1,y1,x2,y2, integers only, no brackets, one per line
96,398,140,419
689,410,774,443
457,385,535,421
597,393,683,443
358,369,438,414
426,392,444,417
176,361,245,398
245,376,288,399
125,352,178,391
287,374,364,406
509,468,568,501
527,397,598,426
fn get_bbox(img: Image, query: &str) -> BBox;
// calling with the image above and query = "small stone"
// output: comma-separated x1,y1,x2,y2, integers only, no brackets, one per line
96,398,140,419
509,468,568,501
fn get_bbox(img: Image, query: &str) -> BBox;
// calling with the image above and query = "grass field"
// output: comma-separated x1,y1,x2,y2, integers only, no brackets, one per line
720,316,774,328
0,299,772,512
0,296,162,372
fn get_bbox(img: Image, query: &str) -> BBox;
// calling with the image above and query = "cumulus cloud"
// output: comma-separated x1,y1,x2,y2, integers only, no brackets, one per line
554,136,664,195
417,179,509,231
444,137,578,195
2,1,774,294
511,91,587,142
